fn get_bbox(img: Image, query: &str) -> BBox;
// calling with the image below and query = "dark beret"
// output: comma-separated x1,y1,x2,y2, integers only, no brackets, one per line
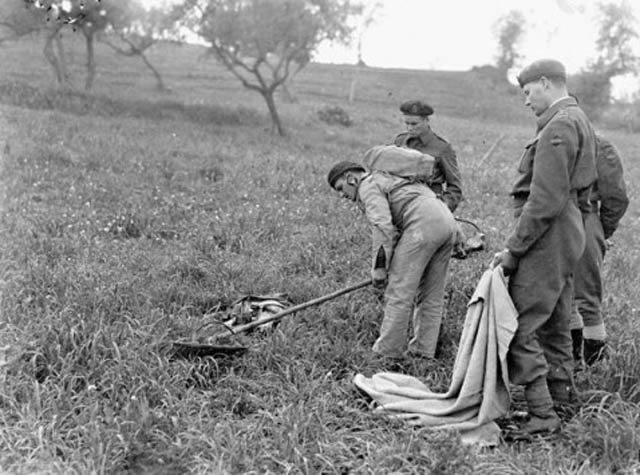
399,100,434,117
327,161,365,188
517,59,567,87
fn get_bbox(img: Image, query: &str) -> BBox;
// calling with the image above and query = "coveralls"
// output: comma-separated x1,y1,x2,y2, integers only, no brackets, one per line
394,129,463,212
570,136,629,354
505,97,596,412
357,171,457,358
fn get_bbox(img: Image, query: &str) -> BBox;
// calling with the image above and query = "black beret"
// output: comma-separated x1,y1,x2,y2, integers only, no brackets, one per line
517,59,567,87
399,100,434,117
327,161,365,188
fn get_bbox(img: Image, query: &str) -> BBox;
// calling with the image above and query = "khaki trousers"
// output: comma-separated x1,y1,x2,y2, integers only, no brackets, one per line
570,211,606,330
373,197,456,358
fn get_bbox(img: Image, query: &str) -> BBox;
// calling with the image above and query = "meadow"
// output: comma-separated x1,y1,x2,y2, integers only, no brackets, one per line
1,34,639,474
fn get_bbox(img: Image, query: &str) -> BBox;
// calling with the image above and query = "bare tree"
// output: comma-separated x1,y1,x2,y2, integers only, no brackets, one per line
12,0,177,92
185,0,359,136
98,1,186,92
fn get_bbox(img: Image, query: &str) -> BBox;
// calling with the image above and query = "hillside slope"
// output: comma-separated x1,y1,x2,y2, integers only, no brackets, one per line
0,35,531,127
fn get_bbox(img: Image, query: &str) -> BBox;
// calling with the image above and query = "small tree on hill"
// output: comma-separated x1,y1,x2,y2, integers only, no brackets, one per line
98,1,186,92
572,1,639,118
492,9,526,77
187,0,358,136
593,0,639,76
9,0,177,92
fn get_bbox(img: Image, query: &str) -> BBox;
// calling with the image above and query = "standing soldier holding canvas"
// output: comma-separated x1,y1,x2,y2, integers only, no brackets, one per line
393,100,464,212
491,59,597,434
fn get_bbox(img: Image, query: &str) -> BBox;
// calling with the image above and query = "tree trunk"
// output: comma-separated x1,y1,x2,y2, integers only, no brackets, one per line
262,89,285,136
84,30,96,91
139,51,169,92
54,34,70,86
43,28,69,86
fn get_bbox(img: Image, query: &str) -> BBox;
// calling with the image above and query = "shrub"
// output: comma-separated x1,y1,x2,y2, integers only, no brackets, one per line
317,104,353,126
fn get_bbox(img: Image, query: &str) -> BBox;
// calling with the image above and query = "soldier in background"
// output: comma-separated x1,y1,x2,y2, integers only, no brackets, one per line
571,134,629,367
393,100,463,212
492,59,597,434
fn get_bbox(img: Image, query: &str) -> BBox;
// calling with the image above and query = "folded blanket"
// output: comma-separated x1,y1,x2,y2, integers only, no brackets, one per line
354,267,518,446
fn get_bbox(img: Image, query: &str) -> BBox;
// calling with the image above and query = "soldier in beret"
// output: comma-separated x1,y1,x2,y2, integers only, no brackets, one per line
393,100,463,212
570,134,629,367
491,59,597,434
327,156,457,365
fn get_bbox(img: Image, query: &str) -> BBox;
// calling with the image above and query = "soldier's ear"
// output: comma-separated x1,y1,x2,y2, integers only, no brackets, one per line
346,173,358,186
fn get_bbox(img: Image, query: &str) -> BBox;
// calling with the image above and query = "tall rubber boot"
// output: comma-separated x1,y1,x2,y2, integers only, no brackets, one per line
584,339,607,366
522,376,561,434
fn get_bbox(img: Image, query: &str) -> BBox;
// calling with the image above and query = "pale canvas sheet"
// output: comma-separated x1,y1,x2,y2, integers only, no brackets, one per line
354,267,518,446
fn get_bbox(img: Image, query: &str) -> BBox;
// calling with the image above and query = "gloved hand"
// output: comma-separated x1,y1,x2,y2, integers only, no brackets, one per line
490,249,519,276
371,267,388,290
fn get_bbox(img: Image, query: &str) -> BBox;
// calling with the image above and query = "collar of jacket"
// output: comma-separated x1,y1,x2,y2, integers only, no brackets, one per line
411,128,435,146
355,172,372,207
536,96,577,132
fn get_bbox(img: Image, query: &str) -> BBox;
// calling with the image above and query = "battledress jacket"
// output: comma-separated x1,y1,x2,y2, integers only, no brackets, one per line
356,171,438,271
394,129,463,212
506,96,596,257
592,135,629,239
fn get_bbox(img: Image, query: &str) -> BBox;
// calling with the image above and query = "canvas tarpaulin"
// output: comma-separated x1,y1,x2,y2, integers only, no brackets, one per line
354,267,518,445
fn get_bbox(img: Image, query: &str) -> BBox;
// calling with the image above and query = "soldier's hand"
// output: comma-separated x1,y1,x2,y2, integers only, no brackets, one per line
371,268,388,290
491,249,519,276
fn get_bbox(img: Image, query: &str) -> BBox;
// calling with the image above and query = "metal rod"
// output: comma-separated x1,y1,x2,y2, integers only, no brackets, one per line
214,279,372,338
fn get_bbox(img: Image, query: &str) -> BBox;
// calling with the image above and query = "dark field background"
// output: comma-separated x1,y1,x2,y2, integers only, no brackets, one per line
1,34,639,474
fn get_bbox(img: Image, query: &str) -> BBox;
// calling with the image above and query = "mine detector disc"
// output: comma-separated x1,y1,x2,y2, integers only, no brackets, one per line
167,280,372,359
167,294,291,360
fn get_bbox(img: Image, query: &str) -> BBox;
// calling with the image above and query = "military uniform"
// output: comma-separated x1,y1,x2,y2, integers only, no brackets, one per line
570,135,629,364
357,171,457,358
506,96,596,407
394,130,463,212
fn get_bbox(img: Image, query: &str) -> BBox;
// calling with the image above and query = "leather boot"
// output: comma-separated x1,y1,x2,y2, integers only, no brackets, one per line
584,339,607,366
548,379,572,406
548,378,580,419
522,376,561,434
571,329,585,372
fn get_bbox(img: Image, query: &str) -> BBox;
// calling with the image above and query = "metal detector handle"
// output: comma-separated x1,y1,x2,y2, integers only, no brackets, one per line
215,279,373,338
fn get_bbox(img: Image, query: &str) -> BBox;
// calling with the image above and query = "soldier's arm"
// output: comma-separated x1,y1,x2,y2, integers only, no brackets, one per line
358,177,399,271
439,145,463,212
506,120,576,257
596,139,629,239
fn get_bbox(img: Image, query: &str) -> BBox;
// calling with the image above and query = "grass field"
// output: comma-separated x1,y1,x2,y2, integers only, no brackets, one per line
1,34,639,474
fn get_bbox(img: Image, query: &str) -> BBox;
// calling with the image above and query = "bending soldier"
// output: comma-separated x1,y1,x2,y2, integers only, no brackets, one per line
492,59,597,434
327,157,456,362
